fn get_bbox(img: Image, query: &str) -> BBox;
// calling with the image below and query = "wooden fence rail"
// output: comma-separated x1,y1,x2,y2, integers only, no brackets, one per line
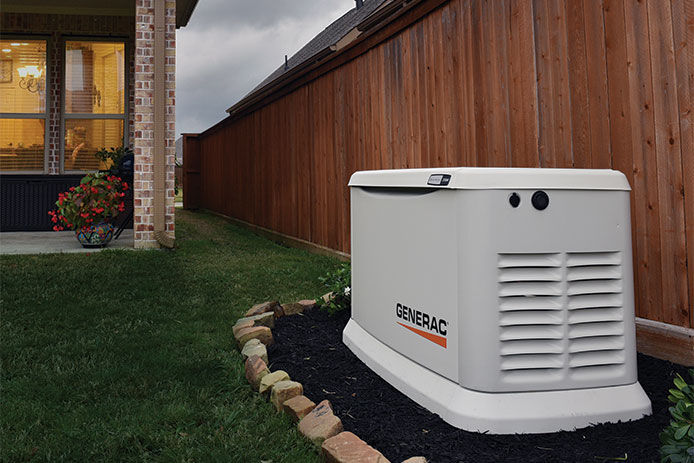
184,0,693,362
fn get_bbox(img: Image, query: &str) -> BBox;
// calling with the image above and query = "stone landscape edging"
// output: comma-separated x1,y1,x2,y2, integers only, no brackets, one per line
234,296,427,463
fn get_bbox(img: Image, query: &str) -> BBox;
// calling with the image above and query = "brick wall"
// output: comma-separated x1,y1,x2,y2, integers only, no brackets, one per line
134,0,176,248
0,13,136,174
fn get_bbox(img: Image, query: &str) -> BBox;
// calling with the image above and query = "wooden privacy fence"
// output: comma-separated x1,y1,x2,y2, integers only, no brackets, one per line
184,0,693,363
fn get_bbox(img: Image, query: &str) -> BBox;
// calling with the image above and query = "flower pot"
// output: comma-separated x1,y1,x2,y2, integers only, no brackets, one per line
75,222,114,248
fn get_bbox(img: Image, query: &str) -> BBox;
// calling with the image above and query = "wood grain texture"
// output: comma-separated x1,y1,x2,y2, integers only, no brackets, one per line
566,0,590,167
636,318,694,367
186,0,693,333
670,0,693,329
583,0,612,169
604,0,642,319
625,0,661,322
646,0,688,328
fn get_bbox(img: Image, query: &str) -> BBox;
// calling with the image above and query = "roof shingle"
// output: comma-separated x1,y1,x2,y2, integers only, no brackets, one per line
229,0,389,112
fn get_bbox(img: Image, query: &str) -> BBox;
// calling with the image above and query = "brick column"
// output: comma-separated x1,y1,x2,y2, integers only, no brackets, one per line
134,0,176,248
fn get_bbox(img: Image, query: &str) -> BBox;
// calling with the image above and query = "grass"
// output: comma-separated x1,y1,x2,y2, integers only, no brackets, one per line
0,210,340,462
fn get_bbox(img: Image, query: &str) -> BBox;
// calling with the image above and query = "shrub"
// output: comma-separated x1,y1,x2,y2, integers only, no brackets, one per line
316,263,351,315
660,369,694,463
48,173,128,231
94,145,133,172
175,161,182,196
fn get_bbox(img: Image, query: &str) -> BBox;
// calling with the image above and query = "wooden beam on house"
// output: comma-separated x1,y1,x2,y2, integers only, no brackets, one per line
636,318,694,366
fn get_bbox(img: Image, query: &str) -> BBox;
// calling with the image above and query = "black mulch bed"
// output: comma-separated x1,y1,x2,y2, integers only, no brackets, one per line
267,307,690,463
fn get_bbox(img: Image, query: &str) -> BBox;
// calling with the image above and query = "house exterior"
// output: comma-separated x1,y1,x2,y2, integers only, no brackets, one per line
0,0,197,248
183,0,693,365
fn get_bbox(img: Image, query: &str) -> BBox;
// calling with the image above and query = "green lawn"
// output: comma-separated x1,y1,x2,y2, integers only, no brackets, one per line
1,210,340,462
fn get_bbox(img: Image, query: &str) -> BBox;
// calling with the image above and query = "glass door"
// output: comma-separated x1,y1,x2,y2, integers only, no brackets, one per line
63,40,126,172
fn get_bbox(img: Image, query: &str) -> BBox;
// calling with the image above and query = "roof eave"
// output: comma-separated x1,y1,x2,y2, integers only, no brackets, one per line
176,0,198,28
355,0,403,30
225,46,334,115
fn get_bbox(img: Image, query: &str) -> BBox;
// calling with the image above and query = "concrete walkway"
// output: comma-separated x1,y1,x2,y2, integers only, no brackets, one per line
0,229,134,255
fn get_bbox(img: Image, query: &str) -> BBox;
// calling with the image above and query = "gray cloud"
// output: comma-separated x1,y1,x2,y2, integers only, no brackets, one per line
176,0,355,137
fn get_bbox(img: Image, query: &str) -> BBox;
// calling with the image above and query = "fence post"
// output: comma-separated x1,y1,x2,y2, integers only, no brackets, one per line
182,133,201,210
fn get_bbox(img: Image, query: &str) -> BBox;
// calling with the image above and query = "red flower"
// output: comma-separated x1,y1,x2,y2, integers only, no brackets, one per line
51,172,126,232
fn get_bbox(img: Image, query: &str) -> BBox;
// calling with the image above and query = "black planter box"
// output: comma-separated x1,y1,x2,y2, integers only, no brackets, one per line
0,175,133,232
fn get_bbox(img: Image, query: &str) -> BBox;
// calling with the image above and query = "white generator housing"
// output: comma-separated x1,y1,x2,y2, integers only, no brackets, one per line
344,167,651,434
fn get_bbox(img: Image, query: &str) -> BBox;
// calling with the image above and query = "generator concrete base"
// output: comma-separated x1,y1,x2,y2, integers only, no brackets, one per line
343,319,652,434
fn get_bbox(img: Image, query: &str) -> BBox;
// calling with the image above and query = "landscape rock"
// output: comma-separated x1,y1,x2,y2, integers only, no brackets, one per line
249,311,275,328
245,355,270,391
281,302,305,316
235,326,273,349
401,458,427,463
234,312,275,333
270,380,303,411
282,395,316,422
298,399,343,446
258,370,290,396
245,301,280,317
321,292,334,303
232,318,254,336
299,299,317,310
322,431,390,463
240,338,268,364
273,304,285,318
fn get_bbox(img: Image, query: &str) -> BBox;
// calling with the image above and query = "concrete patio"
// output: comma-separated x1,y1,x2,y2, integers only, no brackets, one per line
0,229,134,255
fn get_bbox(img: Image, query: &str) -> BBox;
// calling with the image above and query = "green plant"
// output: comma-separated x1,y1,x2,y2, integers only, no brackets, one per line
660,369,694,463
175,161,182,196
48,172,128,231
94,145,133,172
316,262,351,315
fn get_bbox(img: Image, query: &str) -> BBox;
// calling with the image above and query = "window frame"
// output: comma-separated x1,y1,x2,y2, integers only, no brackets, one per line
60,35,129,174
0,34,51,174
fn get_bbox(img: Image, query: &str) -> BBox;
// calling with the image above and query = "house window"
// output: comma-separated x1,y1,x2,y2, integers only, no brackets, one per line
0,39,47,172
63,40,126,172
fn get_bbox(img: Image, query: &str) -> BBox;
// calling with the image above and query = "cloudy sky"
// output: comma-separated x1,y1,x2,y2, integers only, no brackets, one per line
176,0,355,138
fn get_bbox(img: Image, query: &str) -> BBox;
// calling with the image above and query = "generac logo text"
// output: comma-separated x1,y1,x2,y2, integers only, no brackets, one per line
395,302,448,348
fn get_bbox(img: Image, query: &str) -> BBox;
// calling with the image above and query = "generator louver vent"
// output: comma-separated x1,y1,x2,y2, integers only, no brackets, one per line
497,251,625,390
566,251,625,381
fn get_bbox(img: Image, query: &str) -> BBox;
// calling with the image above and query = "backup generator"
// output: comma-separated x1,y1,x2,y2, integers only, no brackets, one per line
344,167,651,434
